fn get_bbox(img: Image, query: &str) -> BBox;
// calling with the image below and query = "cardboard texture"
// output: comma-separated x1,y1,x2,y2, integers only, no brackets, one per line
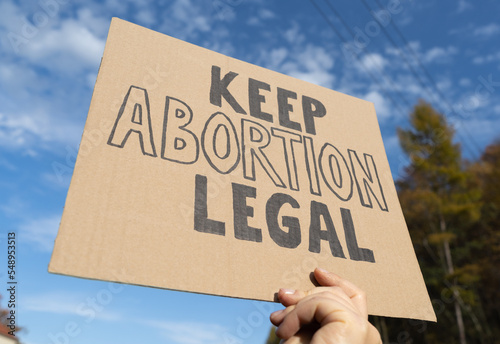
49,18,436,321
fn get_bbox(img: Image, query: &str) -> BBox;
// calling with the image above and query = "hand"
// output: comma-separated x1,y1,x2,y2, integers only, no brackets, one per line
270,268,382,344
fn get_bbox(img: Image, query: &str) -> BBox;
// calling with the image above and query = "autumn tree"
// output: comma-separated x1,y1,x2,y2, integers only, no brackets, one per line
0,296,9,328
0,294,21,334
396,100,481,344
466,140,500,341
265,326,280,344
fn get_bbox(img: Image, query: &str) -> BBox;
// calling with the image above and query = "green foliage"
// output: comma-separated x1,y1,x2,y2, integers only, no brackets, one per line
397,101,480,224
427,232,456,245
466,140,500,341
263,102,500,344
265,326,280,344
373,101,499,344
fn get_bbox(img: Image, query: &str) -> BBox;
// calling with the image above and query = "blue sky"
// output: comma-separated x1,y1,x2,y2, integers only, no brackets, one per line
1,0,499,343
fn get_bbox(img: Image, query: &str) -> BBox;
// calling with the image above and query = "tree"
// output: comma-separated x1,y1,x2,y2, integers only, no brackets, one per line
396,100,481,344
0,294,21,335
0,295,9,328
265,326,280,344
466,140,500,341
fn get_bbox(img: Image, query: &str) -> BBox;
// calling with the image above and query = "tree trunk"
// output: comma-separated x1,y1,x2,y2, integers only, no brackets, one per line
440,215,467,344
373,316,389,344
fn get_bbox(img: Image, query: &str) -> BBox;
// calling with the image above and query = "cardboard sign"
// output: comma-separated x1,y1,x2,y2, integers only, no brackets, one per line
49,18,435,321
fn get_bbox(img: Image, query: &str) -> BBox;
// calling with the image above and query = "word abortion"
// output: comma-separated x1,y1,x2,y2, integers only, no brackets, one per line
107,66,388,212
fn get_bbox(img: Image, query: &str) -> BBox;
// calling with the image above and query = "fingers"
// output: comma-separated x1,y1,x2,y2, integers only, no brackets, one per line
276,269,366,309
278,324,318,344
277,286,353,309
270,305,295,326
313,268,362,298
271,268,377,344
274,293,360,340
313,268,367,317
277,288,307,307
271,269,368,327
272,288,355,324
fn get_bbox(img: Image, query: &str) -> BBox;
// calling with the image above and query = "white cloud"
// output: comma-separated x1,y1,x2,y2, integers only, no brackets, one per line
135,9,156,26
449,90,491,124
203,39,235,56
459,78,471,87
0,0,106,74
259,43,335,89
0,157,16,171
386,41,457,66
473,23,500,37
24,291,85,315
385,42,457,75
159,0,211,39
383,134,400,154
18,214,61,252
247,8,275,26
0,196,28,217
0,110,83,151
365,90,390,119
388,74,423,98
259,8,275,19
0,4,103,154
264,47,288,71
455,117,500,148
0,0,236,157
0,60,48,97
146,320,229,344
358,53,387,72
0,112,40,149
0,0,25,34
436,78,453,94
301,45,334,71
472,51,500,64
18,19,105,73
283,45,335,88
24,291,124,322
75,7,110,37
201,25,233,55
284,22,305,45
385,40,419,63
247,16,260,26
457,0,472,13
86,72,98,88
101,0,130,15
423,46,458,63
42,169,72,189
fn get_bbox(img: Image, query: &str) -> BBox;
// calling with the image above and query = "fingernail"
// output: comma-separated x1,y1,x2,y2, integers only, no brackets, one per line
280,288,295,295
316,267,329,273
271,309,284,317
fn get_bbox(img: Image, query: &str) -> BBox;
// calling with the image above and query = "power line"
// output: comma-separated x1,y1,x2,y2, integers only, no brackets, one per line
316,0,482,159
323,0,414,110
363,0,483,159
310,0,483,160
309,0,411,116
358,0,443,108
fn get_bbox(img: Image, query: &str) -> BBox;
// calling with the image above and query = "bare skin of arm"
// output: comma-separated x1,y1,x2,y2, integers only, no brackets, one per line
270,268,382,344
